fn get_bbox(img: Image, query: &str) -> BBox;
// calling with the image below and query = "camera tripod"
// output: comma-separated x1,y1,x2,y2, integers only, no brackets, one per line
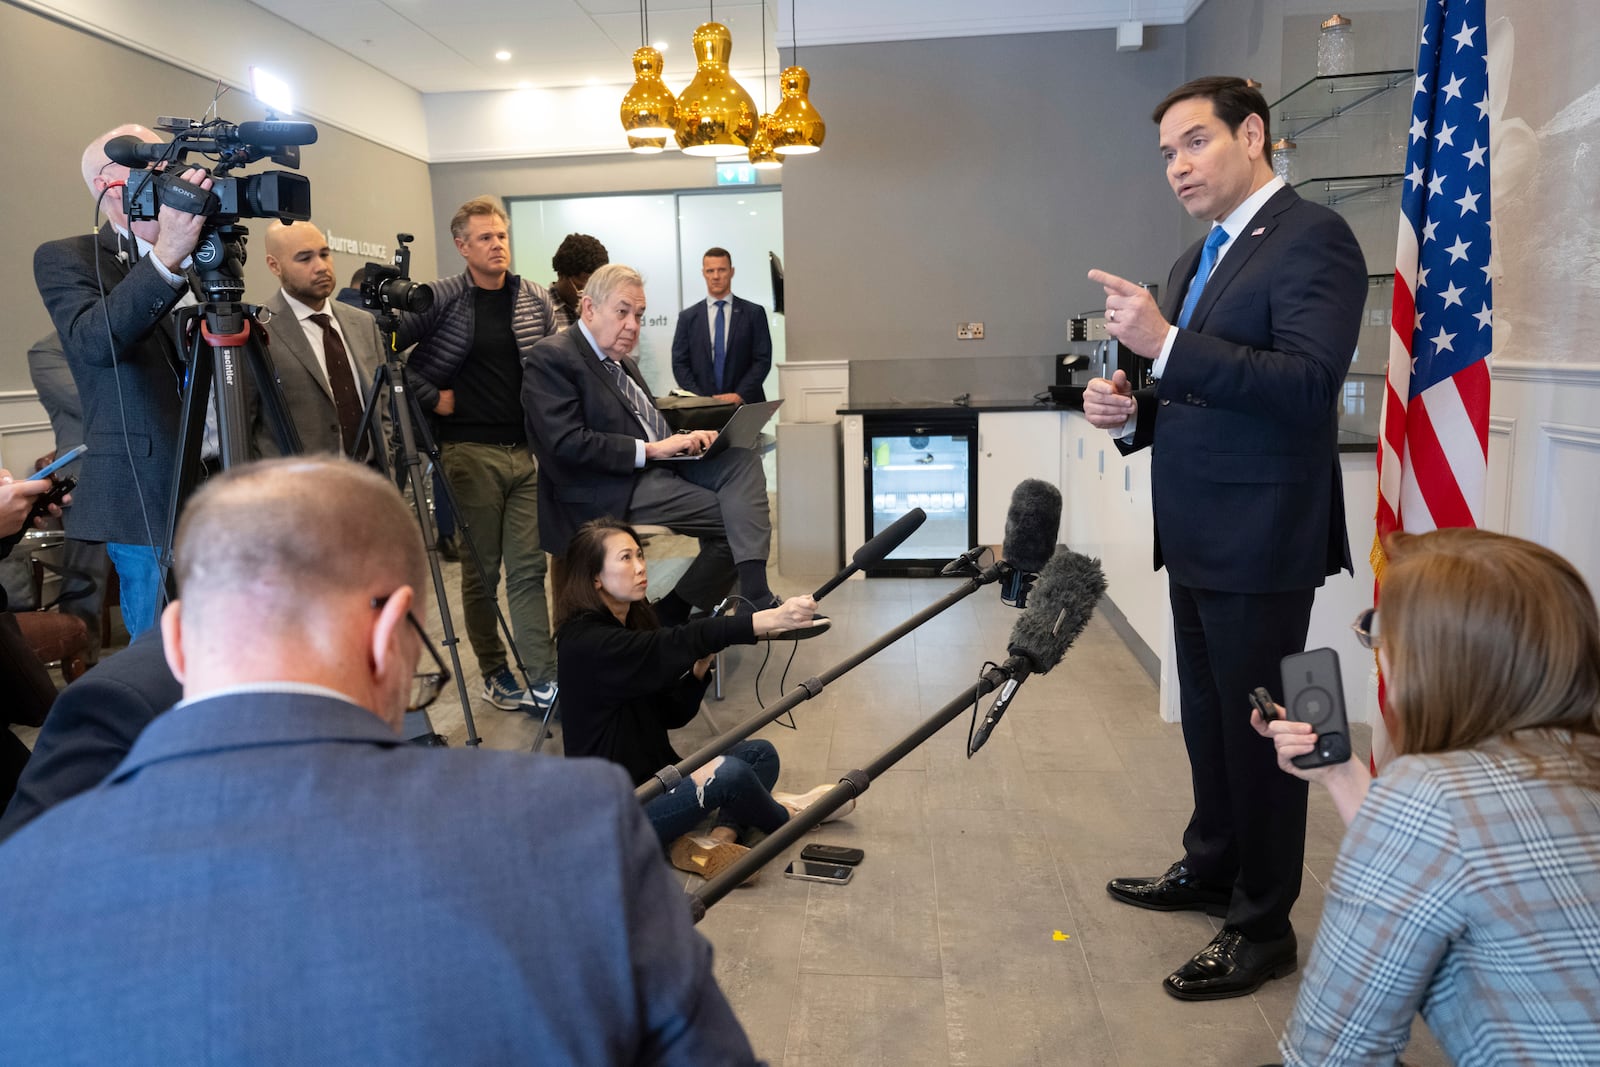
350,311,552,749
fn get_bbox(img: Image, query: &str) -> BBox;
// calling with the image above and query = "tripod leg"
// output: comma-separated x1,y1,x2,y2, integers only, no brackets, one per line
162,318,216,579
352,364,393,478
242,329,305,458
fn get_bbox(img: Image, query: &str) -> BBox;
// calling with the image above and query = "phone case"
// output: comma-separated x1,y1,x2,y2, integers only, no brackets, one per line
800,844,864,866
1279,648,1352,767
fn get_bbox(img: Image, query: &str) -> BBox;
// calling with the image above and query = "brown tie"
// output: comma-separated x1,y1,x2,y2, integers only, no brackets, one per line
308,312,363,454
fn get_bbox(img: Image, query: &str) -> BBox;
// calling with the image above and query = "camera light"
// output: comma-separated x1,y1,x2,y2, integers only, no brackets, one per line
249,67,294,116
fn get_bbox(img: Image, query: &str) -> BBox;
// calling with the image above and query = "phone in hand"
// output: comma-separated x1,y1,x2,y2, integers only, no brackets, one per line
783,860,854,885
800,843,864,867
30,444,87,483
1279,648,1352,768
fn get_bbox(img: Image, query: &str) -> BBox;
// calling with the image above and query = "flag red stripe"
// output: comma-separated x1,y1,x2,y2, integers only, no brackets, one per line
1404,398,1477,529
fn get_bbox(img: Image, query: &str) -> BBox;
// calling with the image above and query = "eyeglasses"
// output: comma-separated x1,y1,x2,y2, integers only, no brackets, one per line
1350,606,1382,650
371,596,451,710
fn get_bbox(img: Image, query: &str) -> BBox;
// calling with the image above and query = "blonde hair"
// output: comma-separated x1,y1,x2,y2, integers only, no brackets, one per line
1382,528,1600,786
449,196,508,242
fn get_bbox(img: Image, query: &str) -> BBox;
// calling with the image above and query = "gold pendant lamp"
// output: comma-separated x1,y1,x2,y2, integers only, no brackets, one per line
748,2,781,170
771,1,824,156
628,134,668,154
620,2,675,142
674,9,757,157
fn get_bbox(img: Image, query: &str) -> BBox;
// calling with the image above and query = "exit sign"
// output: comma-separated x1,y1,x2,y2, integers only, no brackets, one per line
716,162,757,185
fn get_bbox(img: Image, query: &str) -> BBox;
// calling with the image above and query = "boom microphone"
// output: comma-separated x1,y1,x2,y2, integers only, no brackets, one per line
813,508,927,599
999,479,1063,607
968,545,1107,756
230,120,320,147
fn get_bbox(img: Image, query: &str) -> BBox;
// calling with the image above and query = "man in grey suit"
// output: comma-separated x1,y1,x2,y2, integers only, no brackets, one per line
258,220,387,458
0,457,757,1065
33,124,213,639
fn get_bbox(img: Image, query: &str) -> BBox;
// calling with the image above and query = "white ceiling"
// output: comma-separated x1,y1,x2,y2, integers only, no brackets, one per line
244,0,1198,95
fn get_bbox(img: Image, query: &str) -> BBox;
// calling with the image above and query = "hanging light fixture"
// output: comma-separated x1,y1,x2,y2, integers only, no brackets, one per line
673,3,757,157
620,1,675,140
771,1,825,156
748,2,781,170
628,133,668,154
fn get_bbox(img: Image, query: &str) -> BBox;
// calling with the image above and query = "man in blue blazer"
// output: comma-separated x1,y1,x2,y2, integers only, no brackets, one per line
1084,76,1366,1002
0,458,756,1065
671,247,773,403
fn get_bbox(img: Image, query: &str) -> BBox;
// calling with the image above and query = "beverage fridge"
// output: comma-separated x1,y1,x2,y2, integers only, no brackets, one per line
859,412,978,576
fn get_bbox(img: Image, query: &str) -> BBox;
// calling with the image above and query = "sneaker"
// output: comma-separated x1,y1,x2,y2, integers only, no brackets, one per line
773,784,855,823
483,668,558,716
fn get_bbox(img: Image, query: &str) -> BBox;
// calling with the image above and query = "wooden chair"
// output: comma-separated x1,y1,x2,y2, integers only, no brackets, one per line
14,553,90,685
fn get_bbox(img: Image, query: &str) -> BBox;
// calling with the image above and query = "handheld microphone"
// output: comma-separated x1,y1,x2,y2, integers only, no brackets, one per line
813,508,927,600
968,545,1107,757
999,479,1063,607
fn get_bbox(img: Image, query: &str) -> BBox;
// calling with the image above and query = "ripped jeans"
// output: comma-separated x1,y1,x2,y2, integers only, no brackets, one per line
644,739,788,846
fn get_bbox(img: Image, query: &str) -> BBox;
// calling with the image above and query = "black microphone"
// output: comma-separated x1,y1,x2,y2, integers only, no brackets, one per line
999,479,1063,607
104,136,174,169
230,120,320,147
813,508,927,599
968,546,1107,757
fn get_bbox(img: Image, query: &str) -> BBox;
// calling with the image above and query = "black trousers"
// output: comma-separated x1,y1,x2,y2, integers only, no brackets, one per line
1169,579,1314,941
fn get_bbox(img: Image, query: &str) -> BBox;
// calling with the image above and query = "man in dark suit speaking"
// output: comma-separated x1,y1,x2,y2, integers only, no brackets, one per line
525,264,785,626
1083,76,1366,1001
0,458,757,1064
671,247,772,403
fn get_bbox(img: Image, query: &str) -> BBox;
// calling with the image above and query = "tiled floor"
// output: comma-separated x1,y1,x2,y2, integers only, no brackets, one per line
416,541,1447,1067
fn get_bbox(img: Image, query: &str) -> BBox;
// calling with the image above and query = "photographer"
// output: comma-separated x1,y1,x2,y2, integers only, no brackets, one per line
394,196,558,718
33,124,212,639
1254,529,1600,1065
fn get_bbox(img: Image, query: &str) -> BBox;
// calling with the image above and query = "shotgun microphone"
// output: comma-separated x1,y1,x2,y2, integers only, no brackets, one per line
813,508,927,599
968,546,1107,757
999,479,1063,607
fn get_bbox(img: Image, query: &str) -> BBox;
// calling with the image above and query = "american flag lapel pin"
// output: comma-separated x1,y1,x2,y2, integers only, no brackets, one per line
1251,227,1266,237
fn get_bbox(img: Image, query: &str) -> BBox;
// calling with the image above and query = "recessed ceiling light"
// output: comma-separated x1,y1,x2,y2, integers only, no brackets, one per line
516,80,532,89
495,50,512,61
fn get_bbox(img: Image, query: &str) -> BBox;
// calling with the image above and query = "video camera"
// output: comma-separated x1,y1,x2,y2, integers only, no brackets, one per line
362,233,433,315
108,117,315,224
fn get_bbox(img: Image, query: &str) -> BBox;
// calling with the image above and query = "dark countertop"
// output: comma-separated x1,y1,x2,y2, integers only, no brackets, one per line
837,399,1378,453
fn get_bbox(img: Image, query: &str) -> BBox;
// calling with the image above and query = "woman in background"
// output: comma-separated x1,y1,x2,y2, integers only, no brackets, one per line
553,517,850,883
1257,528,1600,1066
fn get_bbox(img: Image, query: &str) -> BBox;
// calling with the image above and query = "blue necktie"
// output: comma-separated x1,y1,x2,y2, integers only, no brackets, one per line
603,358,672,442
1177,226,1229,329
712,300,727,392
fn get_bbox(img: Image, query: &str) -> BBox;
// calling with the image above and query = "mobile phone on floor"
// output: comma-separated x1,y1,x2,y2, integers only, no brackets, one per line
784,860,854,885
800,843,864,866
1280,647,1352,768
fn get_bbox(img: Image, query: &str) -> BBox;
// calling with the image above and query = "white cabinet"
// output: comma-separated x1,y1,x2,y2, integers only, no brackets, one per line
976,412,1063,546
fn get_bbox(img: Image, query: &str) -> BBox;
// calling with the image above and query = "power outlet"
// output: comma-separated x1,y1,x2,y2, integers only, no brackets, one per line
956,321,985,340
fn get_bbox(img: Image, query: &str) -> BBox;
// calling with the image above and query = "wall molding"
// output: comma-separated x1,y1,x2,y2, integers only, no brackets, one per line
1492,360,1600,386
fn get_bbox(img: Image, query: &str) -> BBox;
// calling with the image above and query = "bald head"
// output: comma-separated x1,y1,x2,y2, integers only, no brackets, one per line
265,220,336,307
81,123,159,190
82,124,162,230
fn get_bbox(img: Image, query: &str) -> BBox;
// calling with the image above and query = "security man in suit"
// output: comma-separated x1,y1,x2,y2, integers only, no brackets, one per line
0,457,758,1065
258,220,387,458
1083,76,1366,1002
670,247,773,403
33,124,213,639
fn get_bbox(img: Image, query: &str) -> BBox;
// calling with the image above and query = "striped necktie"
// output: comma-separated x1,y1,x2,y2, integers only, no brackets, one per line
603,357,671,442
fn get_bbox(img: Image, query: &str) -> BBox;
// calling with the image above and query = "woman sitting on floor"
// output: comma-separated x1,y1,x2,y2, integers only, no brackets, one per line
552,517,850,882
1256,528,1600,1067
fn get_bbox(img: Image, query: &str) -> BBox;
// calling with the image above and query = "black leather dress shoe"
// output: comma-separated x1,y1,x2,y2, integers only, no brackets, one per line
1106,861,1230,916
1163,926,1297,1001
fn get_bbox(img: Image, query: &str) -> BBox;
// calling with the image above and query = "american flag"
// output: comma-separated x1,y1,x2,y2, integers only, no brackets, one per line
1371,0,1493,767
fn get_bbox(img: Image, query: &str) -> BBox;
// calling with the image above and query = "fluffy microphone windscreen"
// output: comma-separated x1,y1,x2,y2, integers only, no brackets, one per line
1007,547,1107,673
1001,479,1063,575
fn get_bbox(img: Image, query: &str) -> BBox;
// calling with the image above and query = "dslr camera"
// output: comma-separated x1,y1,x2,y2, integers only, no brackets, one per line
362,233,434,315
109,117,315,225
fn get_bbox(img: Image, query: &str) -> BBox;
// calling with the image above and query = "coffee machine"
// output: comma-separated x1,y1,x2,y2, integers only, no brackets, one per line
1051,301,1158,408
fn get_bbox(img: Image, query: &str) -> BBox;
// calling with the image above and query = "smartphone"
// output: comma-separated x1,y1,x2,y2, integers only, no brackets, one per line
30,444,87,482
783,860,854,885
801,843,864,866
1279,648,1352,768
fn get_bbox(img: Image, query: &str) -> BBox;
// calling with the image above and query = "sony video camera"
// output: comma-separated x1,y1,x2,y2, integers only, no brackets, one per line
109,117,315,224
362,233,434,315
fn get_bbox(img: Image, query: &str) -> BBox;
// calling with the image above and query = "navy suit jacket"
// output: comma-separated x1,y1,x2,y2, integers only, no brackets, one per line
33,224,189,546
1122,186,1364,593
0,692,756,1065
524,325,661,555
670,295,771,402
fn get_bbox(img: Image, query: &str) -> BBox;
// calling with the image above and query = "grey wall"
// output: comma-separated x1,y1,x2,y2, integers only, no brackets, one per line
775,28,1188,403
426,155,774,281
0,1,435,391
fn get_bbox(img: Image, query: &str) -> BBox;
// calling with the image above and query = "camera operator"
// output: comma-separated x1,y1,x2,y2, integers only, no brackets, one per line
33,124,213,639
258,220,387,458
393,196,558,717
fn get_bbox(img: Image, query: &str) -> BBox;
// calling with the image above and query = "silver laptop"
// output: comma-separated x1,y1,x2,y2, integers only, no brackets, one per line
654,399,783,463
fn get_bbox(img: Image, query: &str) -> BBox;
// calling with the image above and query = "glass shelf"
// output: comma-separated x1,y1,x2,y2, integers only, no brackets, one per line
1293,172,1403,206
1272,69,1410,139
